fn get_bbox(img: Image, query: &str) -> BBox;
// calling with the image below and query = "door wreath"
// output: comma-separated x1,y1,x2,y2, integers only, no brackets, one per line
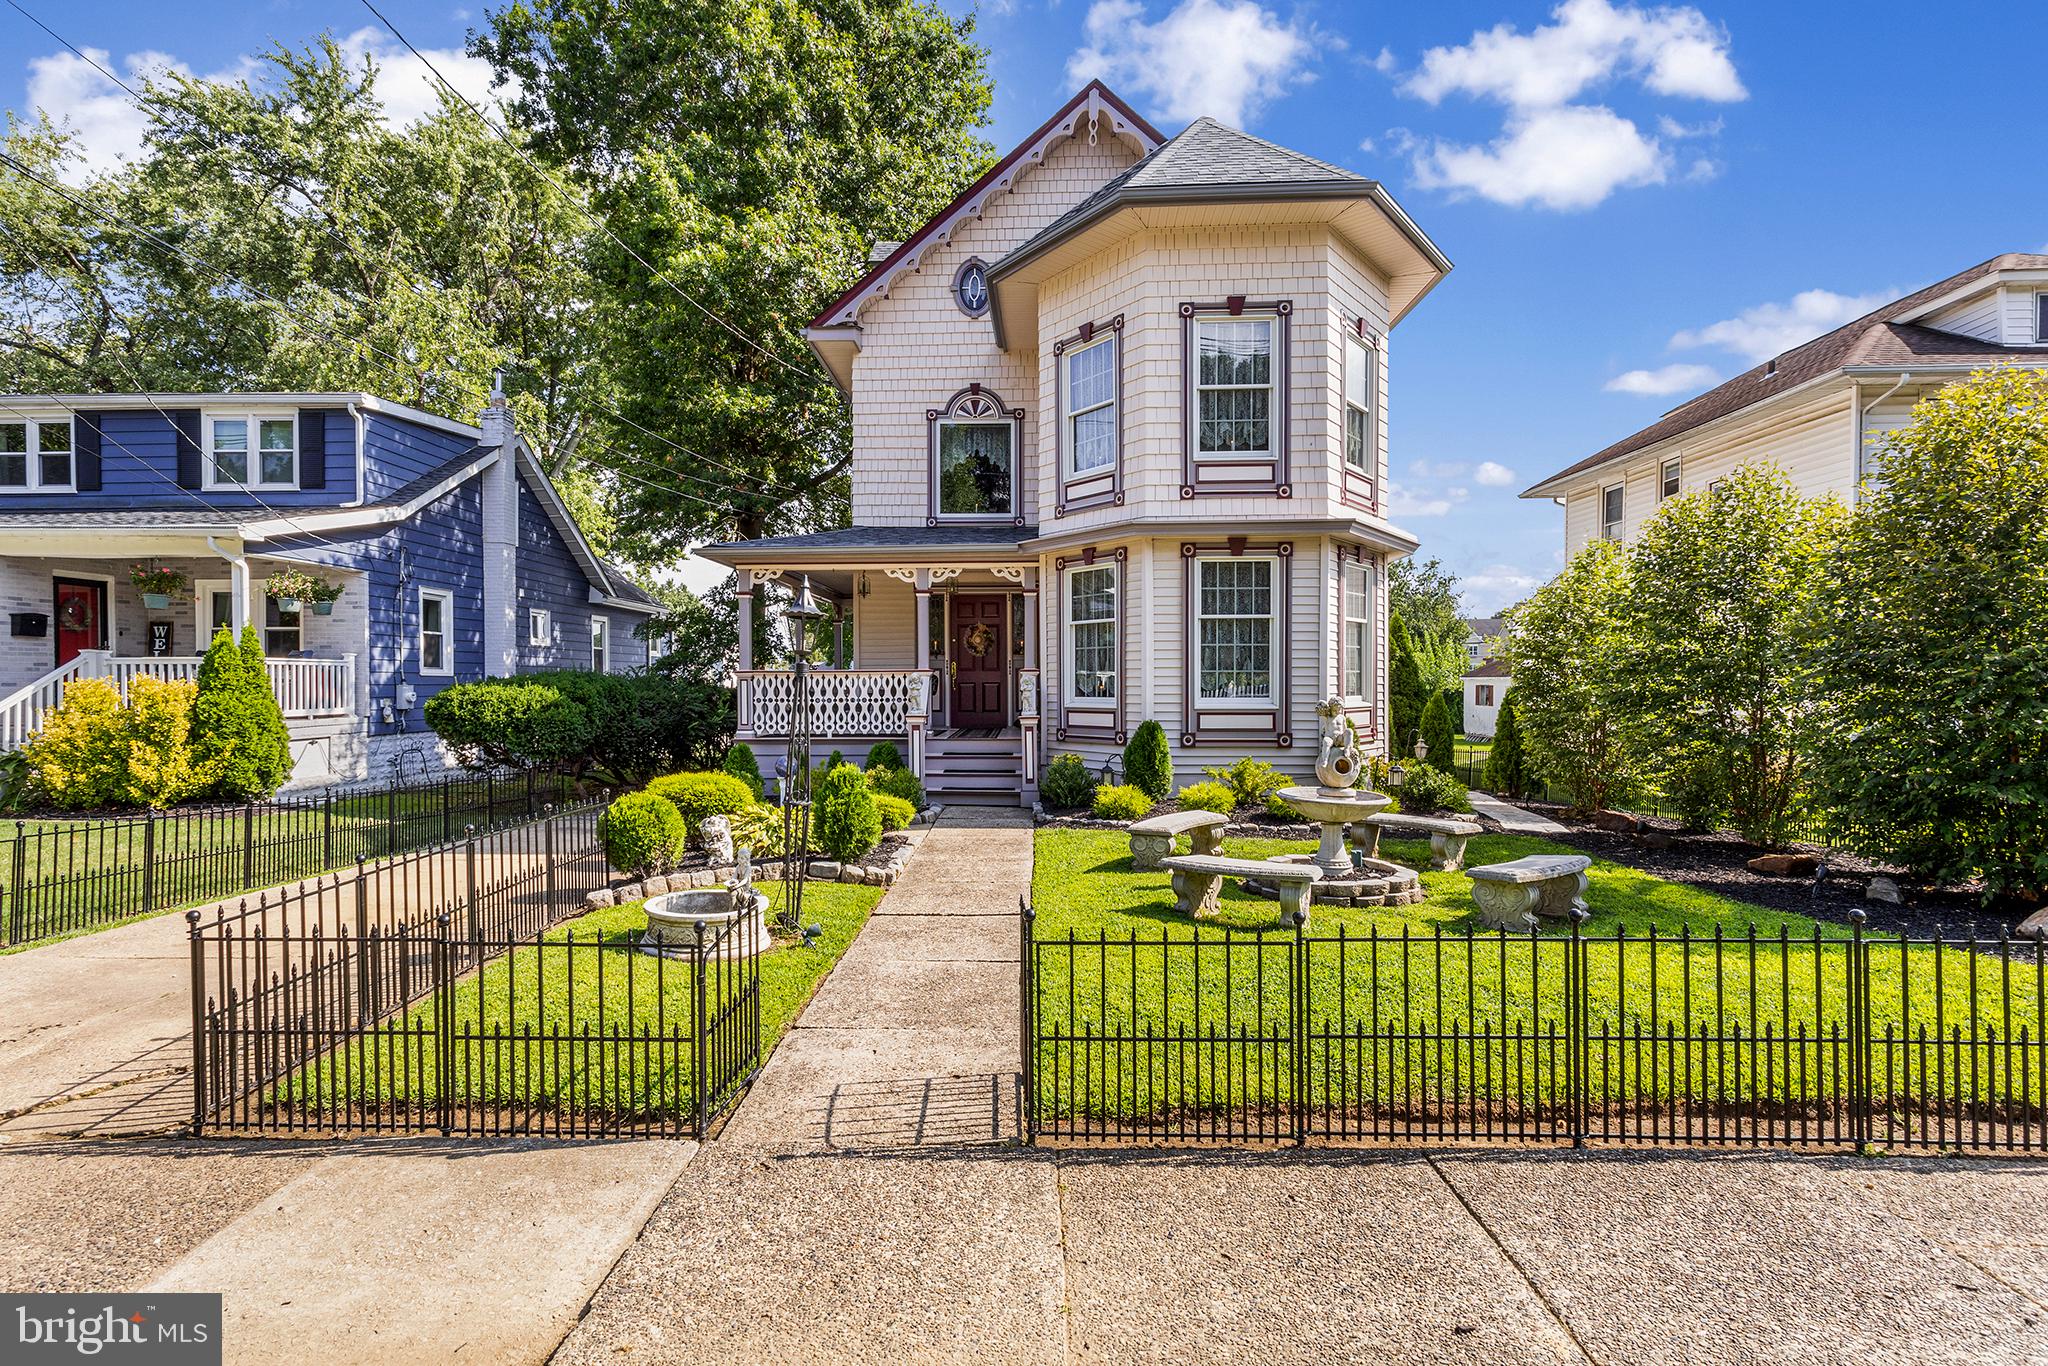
962,622,997,659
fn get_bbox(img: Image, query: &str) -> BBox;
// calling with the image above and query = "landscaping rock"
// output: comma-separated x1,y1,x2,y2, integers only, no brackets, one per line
1867,875,1904,906
1591,810,1640,834
645,875,675,896
1747,853,1818,878
1638,831,1674,851
616,881,644,903
2018,906,2048,938
584,888,615,910
809,860,841,882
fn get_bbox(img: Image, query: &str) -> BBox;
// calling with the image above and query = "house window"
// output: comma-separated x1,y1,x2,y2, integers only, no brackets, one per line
590,616,610,673
1601,485,1624,540
529,608,550,647
935,422,1014,517
263,593,302,657
1197,557,1276,703
418,589,453,676
1342,560,1372,700
1468,642,1483,661
0,417,74,491
1343,336,1374,472
1194,317,1275,458
207,415,296,489
1660,459,1681,500
1064,335,1117,477
2037,291,2048,343
1475,684,1495,707
1066,564,1118,703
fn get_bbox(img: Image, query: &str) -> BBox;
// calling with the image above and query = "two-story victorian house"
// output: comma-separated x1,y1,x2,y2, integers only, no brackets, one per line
703,83,1450,806
0,387,657,786
1524,253,2048,551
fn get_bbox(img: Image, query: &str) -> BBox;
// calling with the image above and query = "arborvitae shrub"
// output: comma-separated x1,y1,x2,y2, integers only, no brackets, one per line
814,762,882,862
1123,721,1172,800
721,742,763,798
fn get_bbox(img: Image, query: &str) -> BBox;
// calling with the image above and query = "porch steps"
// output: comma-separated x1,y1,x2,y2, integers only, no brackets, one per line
924,736,1026,806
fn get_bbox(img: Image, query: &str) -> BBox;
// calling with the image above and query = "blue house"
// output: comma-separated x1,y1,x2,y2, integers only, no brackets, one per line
0,388,659,786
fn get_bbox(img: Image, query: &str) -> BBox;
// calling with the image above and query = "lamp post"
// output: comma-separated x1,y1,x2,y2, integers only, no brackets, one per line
779,575,826,932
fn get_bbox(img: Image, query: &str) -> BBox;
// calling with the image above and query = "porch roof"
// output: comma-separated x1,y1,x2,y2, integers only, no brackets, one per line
699,524,1038,566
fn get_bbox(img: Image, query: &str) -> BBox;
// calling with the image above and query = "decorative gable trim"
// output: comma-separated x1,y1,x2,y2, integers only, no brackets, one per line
807,82,1162,333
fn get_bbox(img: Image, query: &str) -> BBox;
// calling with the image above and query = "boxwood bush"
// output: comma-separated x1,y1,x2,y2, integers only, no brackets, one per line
815,762,882,862
865,740,903,771
645,771,756,838
873,793,916,832
425,672,733,784
1040,753,1095,809
598,790,685,876
1176,780,1237,815
1091,783,1154,822
1396,762,1472,815
867,765,926,810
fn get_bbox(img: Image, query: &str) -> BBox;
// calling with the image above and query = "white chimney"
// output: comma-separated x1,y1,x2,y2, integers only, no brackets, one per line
480,370,512,449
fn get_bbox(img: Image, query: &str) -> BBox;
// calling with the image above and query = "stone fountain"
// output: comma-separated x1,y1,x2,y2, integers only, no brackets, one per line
1246,699,1425,909
639,845,770,959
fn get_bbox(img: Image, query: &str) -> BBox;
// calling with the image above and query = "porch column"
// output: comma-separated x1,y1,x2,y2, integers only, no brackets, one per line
909,570,932,778
831,603,846,669
734,584,755,738
228,556,251,635
1019,568,1040,797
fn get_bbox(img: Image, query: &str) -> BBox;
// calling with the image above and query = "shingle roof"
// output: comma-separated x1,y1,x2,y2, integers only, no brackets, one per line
1530,254,2048,493
0,507,246,528
994,117,1373,277
1463,660,1512,680
707,525,1036,554
382,443,490,505
595,557,661,609
1464,617,1505,638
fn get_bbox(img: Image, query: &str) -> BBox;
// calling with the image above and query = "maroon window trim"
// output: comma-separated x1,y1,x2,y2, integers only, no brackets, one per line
1052,314,1126,518
1179,540,1293,748
1180,299,1293,500
1053,546,1129,744
1338,317,1381,514
1334,542,1379,741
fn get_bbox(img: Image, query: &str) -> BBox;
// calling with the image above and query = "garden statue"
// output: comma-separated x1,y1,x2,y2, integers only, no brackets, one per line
700,813,736,864
1313,696,1363,792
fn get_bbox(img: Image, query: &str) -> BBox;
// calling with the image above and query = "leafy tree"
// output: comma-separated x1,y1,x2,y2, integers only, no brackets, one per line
1419,691,1457,774
642,573,740,682
1499,540,1641,813
1483,685,1533,799
1390,555,1464,648
1817,368,2048,900
1388,612,1430,753
477,0,996,558
189,626,293,800
1618,464,1845,843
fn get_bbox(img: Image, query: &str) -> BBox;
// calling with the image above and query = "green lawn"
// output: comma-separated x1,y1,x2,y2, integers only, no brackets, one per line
1028,828,2044,1122
276,878,885,1121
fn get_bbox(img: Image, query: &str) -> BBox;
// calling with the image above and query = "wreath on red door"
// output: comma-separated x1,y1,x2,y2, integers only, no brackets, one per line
57,598,94,631
962,623,997,659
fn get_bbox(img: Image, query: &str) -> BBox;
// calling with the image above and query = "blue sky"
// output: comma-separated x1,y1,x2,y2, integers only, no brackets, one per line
5,0,2041,611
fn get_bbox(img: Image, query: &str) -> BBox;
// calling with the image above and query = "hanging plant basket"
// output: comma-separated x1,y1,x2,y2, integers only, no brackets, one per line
141,592,173,610
265,567,343,618
310,599,336,616
129,562,188,611
277,597,303,614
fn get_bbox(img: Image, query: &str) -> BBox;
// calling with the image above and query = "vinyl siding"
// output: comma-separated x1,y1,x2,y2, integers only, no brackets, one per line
854,581,918,669
361,412,480,502
512,477,595,673
0,406,359,511
1923,288,2002,342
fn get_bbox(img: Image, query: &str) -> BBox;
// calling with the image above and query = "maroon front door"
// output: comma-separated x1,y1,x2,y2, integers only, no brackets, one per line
52,577,106,665
948,595,1008,728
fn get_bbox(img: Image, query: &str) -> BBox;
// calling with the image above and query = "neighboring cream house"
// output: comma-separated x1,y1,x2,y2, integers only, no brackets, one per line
1462,616,1503,664
702,82,1451,805
1462,660,1509,739
1524,253,2048,549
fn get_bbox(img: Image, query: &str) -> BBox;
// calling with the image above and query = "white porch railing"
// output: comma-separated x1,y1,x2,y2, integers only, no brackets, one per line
0,651,357,750
737,668,934,738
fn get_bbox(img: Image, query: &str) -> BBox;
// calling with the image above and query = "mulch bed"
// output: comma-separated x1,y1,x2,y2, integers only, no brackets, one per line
1513,803,2024,937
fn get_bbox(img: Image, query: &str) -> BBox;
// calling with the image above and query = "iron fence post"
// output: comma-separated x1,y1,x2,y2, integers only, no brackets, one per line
692,933,710,1137
464,825,480,948
543,804,558,916
441,778,452,844
322,790,334,869
140,810,156,915
241,800,255,891
387,782,399,858
186,908,207,1136
1293,918,1310,1146
3,824,16,946
1849,908,1871,1148
1568,906,1589,1149
1018,896,1034,1145
354,855,372,1023
525,768,536,819
434,911,454,1136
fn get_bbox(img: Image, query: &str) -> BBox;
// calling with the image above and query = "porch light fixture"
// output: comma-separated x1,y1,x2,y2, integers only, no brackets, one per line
777,575,826,935
857,572,871,599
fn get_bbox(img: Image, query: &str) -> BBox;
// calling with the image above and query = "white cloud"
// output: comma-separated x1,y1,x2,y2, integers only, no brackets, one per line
1411,104,1668,211
20,35,505,181
1461,563,1545,613
1605,362,1721,395
1370,46,1399,75
1407,457,1469,479
1067,0,1315,127
1473,460,1517,486
1387,479,1469,518
1670,288,1892,363
1403,0,1744,110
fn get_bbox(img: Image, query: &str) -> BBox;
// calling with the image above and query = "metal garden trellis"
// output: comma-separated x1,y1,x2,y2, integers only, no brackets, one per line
776,576,825,932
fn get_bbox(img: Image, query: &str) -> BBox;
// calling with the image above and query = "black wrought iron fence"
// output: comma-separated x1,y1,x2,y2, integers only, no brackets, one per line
2,769,585,946
1021,902,2048,1152
189,806,762,1139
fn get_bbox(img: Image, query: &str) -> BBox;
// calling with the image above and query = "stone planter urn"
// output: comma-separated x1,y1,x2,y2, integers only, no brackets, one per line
640,883,768,959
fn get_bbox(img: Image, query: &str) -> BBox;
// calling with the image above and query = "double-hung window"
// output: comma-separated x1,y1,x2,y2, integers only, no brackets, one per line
1343,336,1374,472
0,417,74,491
2036,291,2048,344
1066,564,1118,703
1475,684,1495,707
418,589,453,676
1601,485,1624,540
1660,459,1681,501
590,616,611,673
529,608,551,647
1197,558,1276,704
1341,561,1372,700
1064,336,1117,477
207,415,296,489
1194,317,1274,458
935,422,1014,517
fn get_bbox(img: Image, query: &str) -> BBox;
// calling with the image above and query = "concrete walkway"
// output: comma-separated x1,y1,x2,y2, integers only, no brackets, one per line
1468,790,1571,836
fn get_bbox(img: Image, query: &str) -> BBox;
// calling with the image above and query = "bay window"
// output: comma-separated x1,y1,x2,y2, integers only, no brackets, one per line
1066,564,1118,703
1194,317,1274,458
1196,557,1275,703
1342,560,1372,700
1064,335,1117,476
0,417,74,491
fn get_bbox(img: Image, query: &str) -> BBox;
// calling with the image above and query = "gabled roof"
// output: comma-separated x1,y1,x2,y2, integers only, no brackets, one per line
1464,660,1511,680
1464,617,1505,638
1526,253,2048,497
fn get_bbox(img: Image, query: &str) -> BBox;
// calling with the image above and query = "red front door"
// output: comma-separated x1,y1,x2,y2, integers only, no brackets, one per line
948,595,1007,728
52,577,107,666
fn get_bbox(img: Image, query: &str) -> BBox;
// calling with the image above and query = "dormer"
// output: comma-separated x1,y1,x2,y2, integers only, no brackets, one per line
1894,253,2048,347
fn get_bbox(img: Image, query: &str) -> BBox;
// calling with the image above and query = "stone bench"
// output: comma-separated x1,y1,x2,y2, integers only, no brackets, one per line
1466,854,1591,931
1160,854,1322,925
1129,809,1230,870
1350,813,1485,871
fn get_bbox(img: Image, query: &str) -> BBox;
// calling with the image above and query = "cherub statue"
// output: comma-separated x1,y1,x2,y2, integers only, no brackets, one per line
1313,696,1362,791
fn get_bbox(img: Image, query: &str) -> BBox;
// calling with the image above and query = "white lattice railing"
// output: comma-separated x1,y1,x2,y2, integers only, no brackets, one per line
0,652,356,749
739,669,934,738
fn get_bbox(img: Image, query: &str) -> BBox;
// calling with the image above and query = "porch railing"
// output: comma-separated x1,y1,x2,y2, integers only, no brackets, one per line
737,668,933,738
0,651,357,748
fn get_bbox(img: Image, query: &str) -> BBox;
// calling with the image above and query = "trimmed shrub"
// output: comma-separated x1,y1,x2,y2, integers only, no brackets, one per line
1441,685,1465,735
1177,780,1237,815
1091,783,1153,822
23,677,128,810
1396,762,1471,815
1201,757,1287,810
119,675,200,809
426,680,590,772
424,672,733,782
1123,721,1172,801
1483,686,1532,799
1040,753,1095,809
1420,691,1458,774
815,762,882,862
721,742,763,799
864,740,903,771
867,765,926,810
645,771,756,838
190,626,292,800
826,749,846,773
598,790,685,876
873,793,916,832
